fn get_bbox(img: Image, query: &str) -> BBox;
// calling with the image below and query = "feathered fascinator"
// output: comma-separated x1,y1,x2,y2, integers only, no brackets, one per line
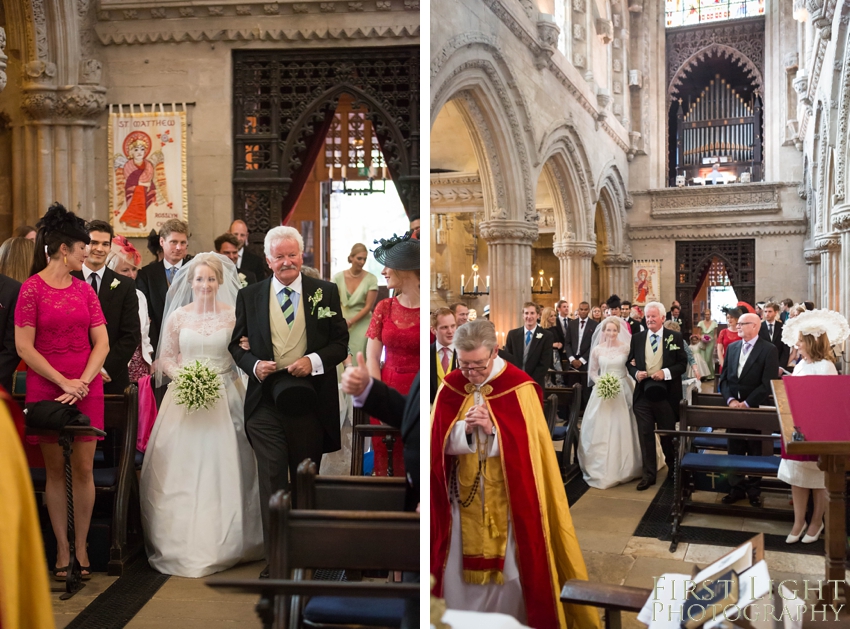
36,202,90,244
147,229,162,256
781,309,850,348
372,231,419,271
605,294,622,309
111,234,142,267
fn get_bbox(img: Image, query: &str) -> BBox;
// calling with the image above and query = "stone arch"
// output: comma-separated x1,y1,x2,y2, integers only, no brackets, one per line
830,0,850,203
431,34,536,223
668,43,764,101
595,163,630,258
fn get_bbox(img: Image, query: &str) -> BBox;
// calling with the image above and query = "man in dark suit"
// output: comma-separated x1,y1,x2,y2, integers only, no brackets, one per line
229,219,268,279
627,302,689,490
74,221,141,395
553,299,571,366
563,301,597,371
627,305,646,335
215,233,257,285
504,302,553,392
665,300,681,321
229,226,348,574
429,307,457,403
759,302,789,371
136,219,192,355
718,312,779,506
0,273,21,393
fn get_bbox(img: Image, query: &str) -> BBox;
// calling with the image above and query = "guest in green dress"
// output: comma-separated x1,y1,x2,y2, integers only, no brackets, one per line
696,310,718,380
332,243,378,366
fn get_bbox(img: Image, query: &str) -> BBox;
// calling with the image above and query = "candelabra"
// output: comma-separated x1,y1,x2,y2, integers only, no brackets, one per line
328,165,387,195
530,269,553,294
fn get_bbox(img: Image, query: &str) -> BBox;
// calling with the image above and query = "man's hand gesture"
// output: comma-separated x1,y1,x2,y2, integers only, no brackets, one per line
341,352,370,397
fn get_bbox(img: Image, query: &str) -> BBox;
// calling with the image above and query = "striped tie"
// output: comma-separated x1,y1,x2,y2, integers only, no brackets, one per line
651,333,659,353
280,287,295,328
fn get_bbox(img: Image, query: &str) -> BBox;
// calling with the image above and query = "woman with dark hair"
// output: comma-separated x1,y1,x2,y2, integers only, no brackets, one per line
716,307,742,372
15,203,109,580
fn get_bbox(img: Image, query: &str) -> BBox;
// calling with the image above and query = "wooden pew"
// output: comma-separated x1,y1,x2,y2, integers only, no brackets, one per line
295,459,407,512
560,580,650,629
659,401,788,552
207,492,419,629
20,386,141,576
548,369,587,390
692,391,774,407
544,384,582,480
350,406,402,477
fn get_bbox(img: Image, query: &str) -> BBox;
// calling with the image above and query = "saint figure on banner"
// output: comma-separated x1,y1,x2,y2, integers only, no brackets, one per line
635,267,652,304
114,131,171,230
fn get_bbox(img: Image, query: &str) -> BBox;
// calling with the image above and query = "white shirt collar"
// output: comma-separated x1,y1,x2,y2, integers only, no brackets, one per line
272,273,302,295
164,258,185,271
436,340,455,353
238,248,244,266
482,355,506,386
82,264,105,281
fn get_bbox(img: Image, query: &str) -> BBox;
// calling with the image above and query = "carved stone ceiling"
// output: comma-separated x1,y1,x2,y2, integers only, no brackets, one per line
431,99,477,173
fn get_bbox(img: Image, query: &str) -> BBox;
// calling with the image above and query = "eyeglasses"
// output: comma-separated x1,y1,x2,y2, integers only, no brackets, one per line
458,357,493,373
735,322,757,328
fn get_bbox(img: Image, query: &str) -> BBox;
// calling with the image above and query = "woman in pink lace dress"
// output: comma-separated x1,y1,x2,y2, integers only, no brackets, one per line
365,233,419,477
14,203,109,580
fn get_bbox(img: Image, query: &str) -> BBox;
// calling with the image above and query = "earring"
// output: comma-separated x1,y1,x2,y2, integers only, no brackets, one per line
64,255,67,266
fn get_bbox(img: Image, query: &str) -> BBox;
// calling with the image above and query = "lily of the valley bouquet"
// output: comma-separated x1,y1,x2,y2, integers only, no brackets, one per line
174,360,223,412
595,372,621,400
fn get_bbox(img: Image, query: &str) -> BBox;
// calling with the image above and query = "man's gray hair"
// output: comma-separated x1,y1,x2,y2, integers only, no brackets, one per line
264,226,304,258
454,319,498,353
644,301,666,318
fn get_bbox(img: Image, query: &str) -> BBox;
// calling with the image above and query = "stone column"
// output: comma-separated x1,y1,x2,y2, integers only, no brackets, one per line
553,239,596,312
14,60,106,224
602,253,633,302
832,205,850,360
803,246,821,306
480,219,537,340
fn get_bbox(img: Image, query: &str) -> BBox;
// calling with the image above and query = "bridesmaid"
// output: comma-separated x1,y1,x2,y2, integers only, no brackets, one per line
696,309,718,380
332,243,378,365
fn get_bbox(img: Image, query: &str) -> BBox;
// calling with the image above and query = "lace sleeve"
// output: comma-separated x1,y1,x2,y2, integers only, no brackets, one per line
587,345,601,385
85,281,106,328
366,297,388,340
158,309,183,379
14,278,39,328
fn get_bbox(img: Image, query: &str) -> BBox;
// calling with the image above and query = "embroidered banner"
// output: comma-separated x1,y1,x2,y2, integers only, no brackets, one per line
108,106,187,237
632,260,661,306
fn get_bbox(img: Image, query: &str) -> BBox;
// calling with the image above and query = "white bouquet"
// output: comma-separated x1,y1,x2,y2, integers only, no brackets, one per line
595,372,621,400
174,360,223,412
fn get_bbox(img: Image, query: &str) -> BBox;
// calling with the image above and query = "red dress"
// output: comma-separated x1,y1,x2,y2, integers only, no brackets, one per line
365,297,419,476
716,327,739,374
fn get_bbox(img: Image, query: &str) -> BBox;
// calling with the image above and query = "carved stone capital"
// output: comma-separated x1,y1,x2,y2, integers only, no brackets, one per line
602,253,632,266
815,234,841,251
831,204,850,232
479,219,538,245
535,17,559,69
552,240,596,259
21,85,107,122
804,248,821,264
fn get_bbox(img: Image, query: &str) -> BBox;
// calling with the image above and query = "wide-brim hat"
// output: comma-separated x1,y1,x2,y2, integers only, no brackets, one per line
781,309,850,348
643,379,667,402
264,370,318,416
372,232,419,271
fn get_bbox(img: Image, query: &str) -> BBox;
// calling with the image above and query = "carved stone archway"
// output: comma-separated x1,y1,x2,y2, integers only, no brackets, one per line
668,43,764,101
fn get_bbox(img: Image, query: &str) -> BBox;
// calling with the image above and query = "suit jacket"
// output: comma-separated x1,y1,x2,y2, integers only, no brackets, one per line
552,316,571,358
429,342,457,403
627,328,689,415
628,317,646,336
504,325,553,391
758,320,789,367
240,248,268,279
718,338,779,408
359,374,419,510
0,274,21,393
563,317,598,368
136,256,193,355
237,269,258,286
72,267,141,394
229,273,349,453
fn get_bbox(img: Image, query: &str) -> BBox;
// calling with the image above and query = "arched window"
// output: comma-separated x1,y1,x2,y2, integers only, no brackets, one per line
665,0,764,29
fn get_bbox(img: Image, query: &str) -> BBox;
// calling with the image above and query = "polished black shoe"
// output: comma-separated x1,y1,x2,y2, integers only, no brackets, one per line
636,479,656,491
721,490,746,504
748,495,762,507
259,565,270,579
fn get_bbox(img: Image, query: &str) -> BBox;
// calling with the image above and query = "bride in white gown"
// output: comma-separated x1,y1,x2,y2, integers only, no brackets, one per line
140,253,263,577
578,316,664,489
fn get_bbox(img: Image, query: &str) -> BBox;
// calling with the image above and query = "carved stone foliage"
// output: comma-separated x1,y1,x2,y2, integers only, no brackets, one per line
479,219,538,244
553,240,595,258
537,206,555,230
233,47,419,238
21,85,107,122
648,183,782,217
666,18,764,97
429,173,485,211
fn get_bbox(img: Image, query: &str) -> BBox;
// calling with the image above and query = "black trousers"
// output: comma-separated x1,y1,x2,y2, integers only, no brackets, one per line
246,398,325,560
727,430,762,496
633,394,676,482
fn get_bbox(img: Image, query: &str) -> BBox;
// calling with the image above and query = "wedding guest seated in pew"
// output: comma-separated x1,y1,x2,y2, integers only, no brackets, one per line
717,312,779,507
778,309,848,544
431,320,599,629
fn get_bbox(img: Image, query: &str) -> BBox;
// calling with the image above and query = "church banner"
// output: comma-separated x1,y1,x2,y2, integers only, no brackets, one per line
108,106,187,238
632,260,661,306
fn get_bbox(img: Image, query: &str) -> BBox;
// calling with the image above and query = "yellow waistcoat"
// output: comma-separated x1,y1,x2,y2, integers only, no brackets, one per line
269,283,308,368
646,330,663,374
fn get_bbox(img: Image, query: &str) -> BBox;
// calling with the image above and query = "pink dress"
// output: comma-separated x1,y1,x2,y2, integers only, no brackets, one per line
365,297,419,476
15,275,106,443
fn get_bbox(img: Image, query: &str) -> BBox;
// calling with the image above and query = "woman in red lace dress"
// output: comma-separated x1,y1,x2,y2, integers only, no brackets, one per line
15,204,109,580
365,233,419,477
716,307,742,373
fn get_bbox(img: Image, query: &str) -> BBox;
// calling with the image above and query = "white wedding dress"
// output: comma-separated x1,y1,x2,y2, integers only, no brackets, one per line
140,308,264,577
577,344,665,489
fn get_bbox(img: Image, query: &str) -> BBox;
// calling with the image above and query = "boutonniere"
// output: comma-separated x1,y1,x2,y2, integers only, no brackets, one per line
109,278,120,290
308,288,323,315
664,335,680,351
317,306,338,320
536,332,543,339
238,273,248,288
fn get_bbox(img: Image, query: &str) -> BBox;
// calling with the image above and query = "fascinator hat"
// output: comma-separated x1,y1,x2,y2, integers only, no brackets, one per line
781,309,850,348
372,232,419,271
37,202,90,245
109,234,142,267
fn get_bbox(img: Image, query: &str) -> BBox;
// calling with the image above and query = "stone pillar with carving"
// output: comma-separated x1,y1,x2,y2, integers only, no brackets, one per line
553,239,596,312
803,246,821,306
601,252,632,302
480,219,537,338
813,235,840,311
832,204,850,357
14,58,105,224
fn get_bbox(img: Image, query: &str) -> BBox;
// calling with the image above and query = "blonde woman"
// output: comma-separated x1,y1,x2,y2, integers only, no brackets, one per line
540,306,563,386
332,243,378,365
0,237,36,283
696,310,718,379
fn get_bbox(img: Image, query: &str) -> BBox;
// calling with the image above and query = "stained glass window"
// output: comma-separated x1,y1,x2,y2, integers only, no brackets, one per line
665,0,764,28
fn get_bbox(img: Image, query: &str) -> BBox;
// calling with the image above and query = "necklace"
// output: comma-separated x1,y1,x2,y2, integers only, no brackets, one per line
347,268,363,278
